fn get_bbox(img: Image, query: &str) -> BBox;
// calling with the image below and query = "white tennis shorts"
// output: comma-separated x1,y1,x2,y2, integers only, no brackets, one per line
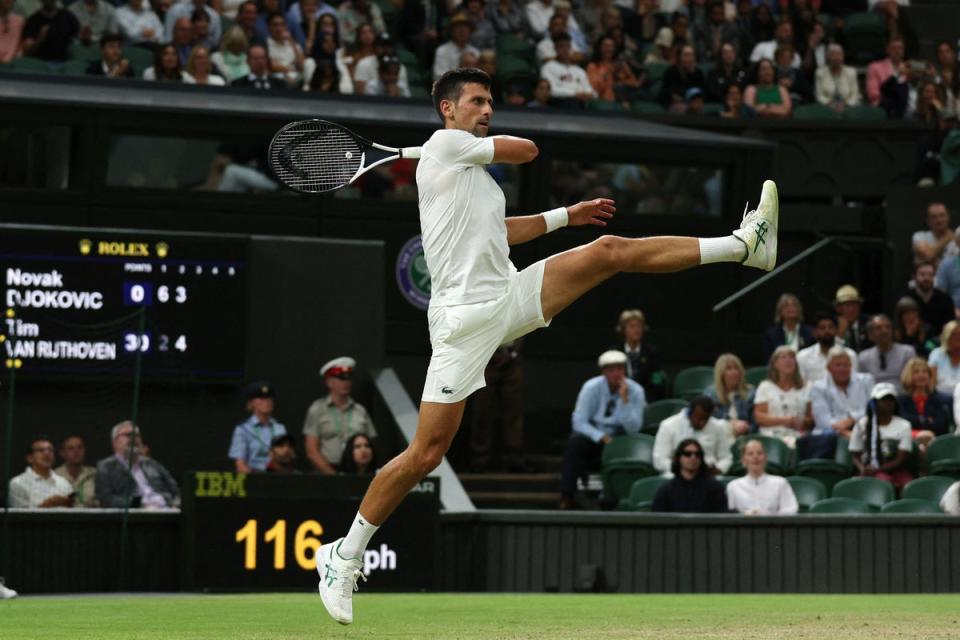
422,259,551,403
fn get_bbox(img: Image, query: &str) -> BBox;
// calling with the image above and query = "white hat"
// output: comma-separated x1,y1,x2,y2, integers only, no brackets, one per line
320,356,356,377
597,350,627,368
870,382,897,401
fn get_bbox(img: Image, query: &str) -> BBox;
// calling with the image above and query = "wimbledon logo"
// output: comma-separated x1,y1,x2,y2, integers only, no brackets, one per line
395,235,431,311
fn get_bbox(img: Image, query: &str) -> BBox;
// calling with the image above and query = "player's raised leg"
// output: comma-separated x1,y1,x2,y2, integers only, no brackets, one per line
316,399,465,624
541,180,779,320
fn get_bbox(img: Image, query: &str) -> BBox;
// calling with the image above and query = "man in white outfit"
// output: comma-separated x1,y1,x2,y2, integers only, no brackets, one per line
653,396,734,477
316,67,782,625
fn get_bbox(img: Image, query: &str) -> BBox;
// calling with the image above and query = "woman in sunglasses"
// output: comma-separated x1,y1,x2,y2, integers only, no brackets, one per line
652,438,727,513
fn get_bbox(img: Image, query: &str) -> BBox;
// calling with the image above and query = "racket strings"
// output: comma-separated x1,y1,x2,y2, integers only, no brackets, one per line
270,122,363,193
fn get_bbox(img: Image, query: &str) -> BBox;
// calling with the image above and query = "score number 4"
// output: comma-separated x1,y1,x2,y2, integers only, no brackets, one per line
235,519,323,570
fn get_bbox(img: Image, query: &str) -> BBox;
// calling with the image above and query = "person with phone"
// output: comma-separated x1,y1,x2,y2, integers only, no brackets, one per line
7,437,75,508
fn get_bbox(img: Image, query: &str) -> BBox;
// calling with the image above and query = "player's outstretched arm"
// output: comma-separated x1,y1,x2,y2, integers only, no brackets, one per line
492,136,539,164
505,198,616,246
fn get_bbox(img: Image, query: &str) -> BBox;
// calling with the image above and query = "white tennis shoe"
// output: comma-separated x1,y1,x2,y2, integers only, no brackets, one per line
315,538,365,625
0,577,18,599
733,180,779,271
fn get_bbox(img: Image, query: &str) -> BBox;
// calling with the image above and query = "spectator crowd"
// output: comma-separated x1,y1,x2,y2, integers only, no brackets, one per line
560,200,960,514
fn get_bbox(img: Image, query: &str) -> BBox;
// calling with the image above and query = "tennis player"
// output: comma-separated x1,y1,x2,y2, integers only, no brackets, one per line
317,67,779,624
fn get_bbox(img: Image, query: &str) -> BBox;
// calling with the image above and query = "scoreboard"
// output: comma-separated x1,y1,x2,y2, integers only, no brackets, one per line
0,225,246,380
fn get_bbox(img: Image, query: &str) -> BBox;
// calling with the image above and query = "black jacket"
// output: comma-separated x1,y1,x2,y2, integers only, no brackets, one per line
763,323,815,363
231,74,287,91
652,473,727,513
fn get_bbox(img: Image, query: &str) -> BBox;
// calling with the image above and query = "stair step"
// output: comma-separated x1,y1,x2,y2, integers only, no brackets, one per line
469,491,561,509
458,472,559,493
524,454,564,472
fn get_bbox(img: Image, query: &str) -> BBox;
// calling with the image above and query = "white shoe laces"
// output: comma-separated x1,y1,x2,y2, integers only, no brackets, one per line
340,568,366,598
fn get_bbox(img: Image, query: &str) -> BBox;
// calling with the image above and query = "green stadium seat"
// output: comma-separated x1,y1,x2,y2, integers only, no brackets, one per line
786,475,827,512
715,475,736,486
641,398,687,435
644,62,668,84
587,99,626,112
497,54,537,84
795,438,853,494
880,499,942,514
630,100,665,114
123,46,154,76
409,85,430,99
808,497,872,514
831,476,895,512
792,103,841,120
8,56,59,74
927,434,960,478
700,103,723,116
496,34,533,63
729,435,794,476
601,434,657,503
396,47,419,67
68,41,101,63
842,12,888,66
843,105,886,121
902,475,955,504
63,59,90,76
620,475,668,511
744,366,767,388
220,15,236,34
671,366,714,401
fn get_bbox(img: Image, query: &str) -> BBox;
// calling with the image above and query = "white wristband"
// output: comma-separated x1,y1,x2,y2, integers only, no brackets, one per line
543,207,568,233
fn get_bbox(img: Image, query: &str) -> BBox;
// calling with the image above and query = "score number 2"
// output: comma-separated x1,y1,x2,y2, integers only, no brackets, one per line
235,519,323,570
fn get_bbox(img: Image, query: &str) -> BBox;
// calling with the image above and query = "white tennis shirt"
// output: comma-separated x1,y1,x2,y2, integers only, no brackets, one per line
417,128,513,306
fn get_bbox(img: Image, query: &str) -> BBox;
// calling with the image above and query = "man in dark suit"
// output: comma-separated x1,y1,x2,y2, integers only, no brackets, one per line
95,421,180,509
231,44,286,90
85,32,134,78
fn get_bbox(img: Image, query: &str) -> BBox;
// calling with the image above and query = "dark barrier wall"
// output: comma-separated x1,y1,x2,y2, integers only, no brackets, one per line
4,511,959,594
0,231,386,484
439,512,960,594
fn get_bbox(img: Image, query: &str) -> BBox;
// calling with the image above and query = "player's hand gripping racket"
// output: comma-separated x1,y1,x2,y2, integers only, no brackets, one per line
268,119,421,193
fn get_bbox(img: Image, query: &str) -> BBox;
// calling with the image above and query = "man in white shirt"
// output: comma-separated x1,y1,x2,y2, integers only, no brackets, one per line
540,34,595,107
726,439,798,515
797,311,858,383
164,0,220,49
750,18,800,68
316,67,781,626
115,0,163,45
653,397,733,477
353,33,410,95
810,347,874,437
7,437,75,508
432,13,479,80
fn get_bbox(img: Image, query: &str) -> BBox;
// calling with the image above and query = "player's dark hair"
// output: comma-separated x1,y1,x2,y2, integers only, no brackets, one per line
431,67,491,123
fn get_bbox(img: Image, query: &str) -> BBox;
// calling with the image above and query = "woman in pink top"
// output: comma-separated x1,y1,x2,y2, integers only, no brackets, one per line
0,0,24,63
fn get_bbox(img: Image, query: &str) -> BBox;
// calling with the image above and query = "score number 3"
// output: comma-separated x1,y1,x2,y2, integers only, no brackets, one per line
235,519,323,570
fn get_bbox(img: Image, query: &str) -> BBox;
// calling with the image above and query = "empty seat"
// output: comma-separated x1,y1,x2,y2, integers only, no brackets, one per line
832,476,895,511
601,434,657,503
671,366,714,401
880,499,942,514
842,12,888,66
621,475,669,511
792,103,841,120
744,366,767,387
641,398,687,435
808,497,872,514
927,434,960,477
786,475,827,512
902,475,956,504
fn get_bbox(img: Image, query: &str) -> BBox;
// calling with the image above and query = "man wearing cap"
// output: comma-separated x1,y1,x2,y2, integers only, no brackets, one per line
353,33,410,95
266,434,300,474
229,381,288,473
834,284,872,352
809,346,874,440
433,13,479,81
653,396,733,478
559,350,645,508
858,314,916,391
303,357,377,475
797,311,858,384
685,87,705,115
849,382,914,491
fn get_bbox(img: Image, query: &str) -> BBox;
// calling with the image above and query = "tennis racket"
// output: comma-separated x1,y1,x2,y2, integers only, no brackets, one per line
268,119,422,194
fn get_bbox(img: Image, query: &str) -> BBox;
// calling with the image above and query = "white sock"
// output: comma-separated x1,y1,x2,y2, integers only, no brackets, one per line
338,512,379,560
698,236,746,265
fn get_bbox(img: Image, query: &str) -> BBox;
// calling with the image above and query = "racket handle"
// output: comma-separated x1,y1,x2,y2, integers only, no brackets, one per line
400,147,422,159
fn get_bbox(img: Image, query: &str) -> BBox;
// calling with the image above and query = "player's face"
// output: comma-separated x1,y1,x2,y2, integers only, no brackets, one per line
446,83,493,137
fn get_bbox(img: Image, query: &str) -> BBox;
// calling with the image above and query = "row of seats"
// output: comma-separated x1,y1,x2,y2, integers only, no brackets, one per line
619,473,956,514
601,433,960,505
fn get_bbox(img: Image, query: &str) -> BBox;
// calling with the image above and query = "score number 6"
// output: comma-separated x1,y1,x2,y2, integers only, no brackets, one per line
235,519,323,570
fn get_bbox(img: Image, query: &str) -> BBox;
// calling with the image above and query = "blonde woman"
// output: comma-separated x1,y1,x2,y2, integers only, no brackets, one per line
704,353,753,436
762,293,814,362
897,357,949,447
928,320,960,397
753,346,812,446
186,46,226,86
211,25,250,82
